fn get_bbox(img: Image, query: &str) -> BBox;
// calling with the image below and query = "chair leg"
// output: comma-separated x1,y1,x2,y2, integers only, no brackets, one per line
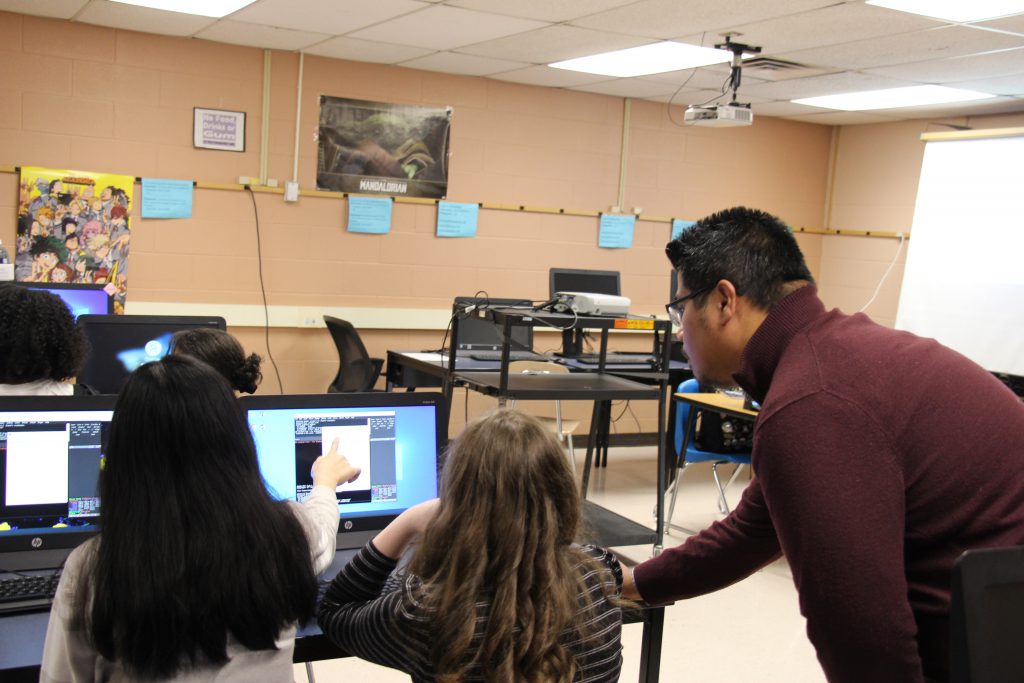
666,462,689,533
305,662,316,683
711,463,731,515
722,464,745,498
566,432,577,475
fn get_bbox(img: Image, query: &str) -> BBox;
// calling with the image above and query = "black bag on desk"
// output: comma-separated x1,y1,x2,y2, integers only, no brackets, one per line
695,411,754,453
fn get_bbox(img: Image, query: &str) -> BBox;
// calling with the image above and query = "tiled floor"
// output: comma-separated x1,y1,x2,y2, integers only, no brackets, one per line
298,446,827,683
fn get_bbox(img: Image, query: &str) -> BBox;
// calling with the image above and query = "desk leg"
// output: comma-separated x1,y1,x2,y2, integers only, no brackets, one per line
598,400,610,468
638,606,665,683
581,401,602,498
305,662,317,683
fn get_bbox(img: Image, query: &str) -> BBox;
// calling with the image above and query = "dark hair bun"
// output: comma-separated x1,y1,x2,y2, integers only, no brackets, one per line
231,352,263,394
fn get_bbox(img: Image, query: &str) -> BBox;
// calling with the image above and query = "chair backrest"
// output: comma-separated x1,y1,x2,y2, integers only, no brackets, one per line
950,544,1024,682
509,360,571,376
674,378,701,454
323,315,376,392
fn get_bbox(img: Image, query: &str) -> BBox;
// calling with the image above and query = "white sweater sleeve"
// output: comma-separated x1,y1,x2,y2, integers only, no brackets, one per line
290,485,340,575
39,543,97,683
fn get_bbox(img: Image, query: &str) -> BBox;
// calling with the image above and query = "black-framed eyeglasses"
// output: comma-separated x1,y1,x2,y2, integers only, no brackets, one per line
665,285,714,327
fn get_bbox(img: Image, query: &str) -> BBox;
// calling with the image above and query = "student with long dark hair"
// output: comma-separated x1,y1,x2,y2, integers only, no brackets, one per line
40,355,359,681
318,409,624,682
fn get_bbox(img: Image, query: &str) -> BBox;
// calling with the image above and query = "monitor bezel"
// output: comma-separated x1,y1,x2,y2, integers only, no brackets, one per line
15,281,114,316
548,268,621,298
239,392,448,549
0,395,116,563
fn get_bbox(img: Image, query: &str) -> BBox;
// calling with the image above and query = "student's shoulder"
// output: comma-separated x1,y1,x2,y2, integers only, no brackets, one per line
576,544,624,588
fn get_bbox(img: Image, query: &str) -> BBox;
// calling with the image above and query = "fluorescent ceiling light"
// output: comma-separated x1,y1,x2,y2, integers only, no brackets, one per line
866,0,1024,22
793,85,993,111
549,41,730,78
109,0,256,18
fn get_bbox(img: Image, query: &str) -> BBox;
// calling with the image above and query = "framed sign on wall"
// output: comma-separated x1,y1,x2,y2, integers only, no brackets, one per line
193,107,246,152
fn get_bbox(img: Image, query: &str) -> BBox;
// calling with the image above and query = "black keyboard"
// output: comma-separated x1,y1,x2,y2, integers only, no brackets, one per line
575,353,657,365
468,350,546,362
0,572,60,614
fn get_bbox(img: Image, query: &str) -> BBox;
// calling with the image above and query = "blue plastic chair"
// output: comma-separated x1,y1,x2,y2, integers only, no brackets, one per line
667,379,752,532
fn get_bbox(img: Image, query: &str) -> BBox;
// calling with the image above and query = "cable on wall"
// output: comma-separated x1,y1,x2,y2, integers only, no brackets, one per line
859,232,906,314
246,187,285,393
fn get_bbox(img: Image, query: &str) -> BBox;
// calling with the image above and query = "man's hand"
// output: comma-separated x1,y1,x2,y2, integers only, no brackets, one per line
311,437,361,489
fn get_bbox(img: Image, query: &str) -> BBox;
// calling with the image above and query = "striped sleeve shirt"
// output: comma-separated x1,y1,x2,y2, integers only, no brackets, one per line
317,541,624,682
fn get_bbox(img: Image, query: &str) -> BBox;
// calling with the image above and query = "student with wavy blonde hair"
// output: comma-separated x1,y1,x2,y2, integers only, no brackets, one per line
318,408,624,682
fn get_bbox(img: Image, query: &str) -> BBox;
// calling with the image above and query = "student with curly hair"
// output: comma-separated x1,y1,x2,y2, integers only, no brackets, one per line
318,408,624,682
40,355,360,681
0,284,88,395
170,328,263,394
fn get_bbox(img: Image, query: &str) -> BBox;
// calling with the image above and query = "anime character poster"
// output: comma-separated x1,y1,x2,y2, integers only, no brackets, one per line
16,167,133,312
317,96,451,199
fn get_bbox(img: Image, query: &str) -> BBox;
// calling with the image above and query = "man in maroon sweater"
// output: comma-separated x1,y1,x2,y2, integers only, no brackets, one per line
623,207,1024,682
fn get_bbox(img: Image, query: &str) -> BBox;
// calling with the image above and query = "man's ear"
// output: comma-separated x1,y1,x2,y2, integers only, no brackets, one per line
712,279,739,326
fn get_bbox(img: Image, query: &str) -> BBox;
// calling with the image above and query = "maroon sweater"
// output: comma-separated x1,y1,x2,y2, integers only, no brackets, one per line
634,286,1024,682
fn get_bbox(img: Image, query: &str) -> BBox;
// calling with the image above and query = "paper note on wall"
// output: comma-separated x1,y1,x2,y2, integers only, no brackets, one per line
347,195,393,234
598,213,636,248
141,178,193,219
436,201,479,237
671,219,695,240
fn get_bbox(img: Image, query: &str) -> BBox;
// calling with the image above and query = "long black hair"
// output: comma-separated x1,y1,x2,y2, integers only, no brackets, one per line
79,354,317,677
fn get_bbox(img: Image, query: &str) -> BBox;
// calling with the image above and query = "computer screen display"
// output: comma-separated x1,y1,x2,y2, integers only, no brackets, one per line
453,296,533,350
241,392,446,548
77,315,227,394
0,396,115,567
17,282,113,318
549,268,621,297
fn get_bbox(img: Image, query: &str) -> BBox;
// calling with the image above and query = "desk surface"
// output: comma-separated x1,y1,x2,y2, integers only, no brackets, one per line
675,392,759,420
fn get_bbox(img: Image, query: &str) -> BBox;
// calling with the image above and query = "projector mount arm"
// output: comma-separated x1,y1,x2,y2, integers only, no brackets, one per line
714,36,761,105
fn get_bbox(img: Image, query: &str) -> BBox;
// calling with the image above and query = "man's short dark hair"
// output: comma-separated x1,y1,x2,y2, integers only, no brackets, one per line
666,206,814,309
0,284,89,383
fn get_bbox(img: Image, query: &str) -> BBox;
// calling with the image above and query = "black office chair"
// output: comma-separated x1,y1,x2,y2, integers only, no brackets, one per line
323,315,384,392
950,544,1024,682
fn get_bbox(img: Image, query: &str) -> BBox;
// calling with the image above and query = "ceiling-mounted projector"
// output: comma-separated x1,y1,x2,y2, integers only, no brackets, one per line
684,103,753,127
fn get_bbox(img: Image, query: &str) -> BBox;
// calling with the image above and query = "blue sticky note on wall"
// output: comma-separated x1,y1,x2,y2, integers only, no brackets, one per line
141,178,193,219
436,201,478,238
347,195,393,234
598,213,635,249
671,219,695,240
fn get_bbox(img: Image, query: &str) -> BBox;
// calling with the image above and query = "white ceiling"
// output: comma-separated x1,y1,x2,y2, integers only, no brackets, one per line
4,0,1024,125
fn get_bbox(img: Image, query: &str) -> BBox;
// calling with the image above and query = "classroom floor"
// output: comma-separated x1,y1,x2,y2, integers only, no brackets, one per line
297,445,828,683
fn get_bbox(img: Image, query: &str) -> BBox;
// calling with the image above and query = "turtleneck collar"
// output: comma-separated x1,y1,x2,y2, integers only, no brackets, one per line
732,284,825,403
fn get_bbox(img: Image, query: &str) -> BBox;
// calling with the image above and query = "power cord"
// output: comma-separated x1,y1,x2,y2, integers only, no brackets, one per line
859,232,906,314
246,188,284,394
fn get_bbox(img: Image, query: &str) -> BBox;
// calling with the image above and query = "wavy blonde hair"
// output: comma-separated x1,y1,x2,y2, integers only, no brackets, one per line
407,409,599,682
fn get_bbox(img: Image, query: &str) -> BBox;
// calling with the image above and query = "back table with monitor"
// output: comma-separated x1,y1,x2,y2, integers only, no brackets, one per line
548,268,622,357
16,282,113,318
76,314,227,394
240,391,447,550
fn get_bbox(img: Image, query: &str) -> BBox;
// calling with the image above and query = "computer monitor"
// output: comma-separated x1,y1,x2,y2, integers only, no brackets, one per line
453,296,533,351
549,268,621,298
0,396,115,571
16,282,114,318
77,315,227,394
240,392,447,549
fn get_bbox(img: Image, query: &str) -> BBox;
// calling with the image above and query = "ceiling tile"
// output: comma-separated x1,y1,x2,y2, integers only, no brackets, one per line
569,0,839,40
75,2,215,35
774,25,1024,71
0,0,87,19
949,72,1024,96
748,100,830,117
348,5,548,51
740,71,915,100
974,14,1024,36
195,20,331,50
229,0,428,35
303,36,434,63
445,0,636,23
686,2,944,56
864,47,1024,85
870,95,1024,119
488,65,612,88
783,110,903,125
569,78,680,99
642,66,767,89
397,51,530,76
456,24,647,63
644,88,773,106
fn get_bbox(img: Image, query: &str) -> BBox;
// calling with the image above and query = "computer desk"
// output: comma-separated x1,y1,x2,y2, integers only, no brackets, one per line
0,549,666,683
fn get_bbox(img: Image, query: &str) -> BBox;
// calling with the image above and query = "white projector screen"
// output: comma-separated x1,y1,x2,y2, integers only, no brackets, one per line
895,133,1024,377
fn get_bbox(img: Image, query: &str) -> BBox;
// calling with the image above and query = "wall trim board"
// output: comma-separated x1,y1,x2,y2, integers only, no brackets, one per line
920,126,1024,142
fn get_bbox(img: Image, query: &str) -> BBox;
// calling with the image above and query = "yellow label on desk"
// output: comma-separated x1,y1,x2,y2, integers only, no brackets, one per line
614,319,655,330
